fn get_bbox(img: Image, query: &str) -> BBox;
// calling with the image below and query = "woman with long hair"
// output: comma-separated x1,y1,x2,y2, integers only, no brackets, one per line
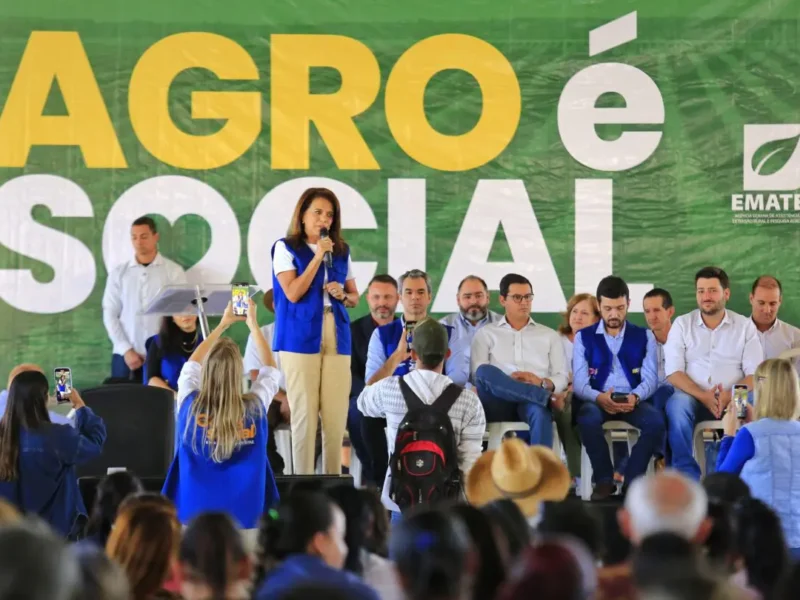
145,315,202,393
83,470,144,547
0,370,106,538
106,501,182,600
271,187,359,474
161,299,282,534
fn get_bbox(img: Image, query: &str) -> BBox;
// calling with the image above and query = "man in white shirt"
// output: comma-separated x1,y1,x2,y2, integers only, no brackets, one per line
470,273,568,448
102,217,186,382
358,318,486,517
664,266,764,479
440,275,502,388
749,275,800,367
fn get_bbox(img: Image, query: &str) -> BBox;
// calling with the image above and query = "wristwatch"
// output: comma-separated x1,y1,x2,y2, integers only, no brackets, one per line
540,379,551,391
631,393,640,404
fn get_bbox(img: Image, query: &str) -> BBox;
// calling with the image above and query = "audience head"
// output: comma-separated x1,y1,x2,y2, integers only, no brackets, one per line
703,500,738,575
179,512,250,600
390,508,472,600
457,275,490,323
750,275,782,329
131,216,159,261
105,500,181,600
643,288,675,334
538,499,603,559
620,470,711,544
753,358,800,421
398,269,432,321
326,485,371,575
499,274,533,321
558,293,600,337
632,532,717,600
359,487,390,558
596,275,630,331
276,585,351,600
0,520,81,600
0,369,51,481
254,491,347,588
365,274,399,323
262,288,275,314
0,498,21,525
410,318,451,371
6,362,44,389
695,266,730,316
480,499,531,565
73,544,130,600
288,187,345,249
450,503,506,600
702,472,751,506
85,471,144,546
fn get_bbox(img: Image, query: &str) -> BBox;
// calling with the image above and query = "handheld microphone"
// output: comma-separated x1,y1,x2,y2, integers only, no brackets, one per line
319,227,333,269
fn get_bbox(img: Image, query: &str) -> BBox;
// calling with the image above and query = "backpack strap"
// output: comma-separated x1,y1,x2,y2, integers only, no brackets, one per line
398,377,427,412
431,384,462,415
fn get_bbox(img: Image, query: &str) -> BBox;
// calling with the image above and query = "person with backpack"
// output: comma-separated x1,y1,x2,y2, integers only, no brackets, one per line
357,318,486,522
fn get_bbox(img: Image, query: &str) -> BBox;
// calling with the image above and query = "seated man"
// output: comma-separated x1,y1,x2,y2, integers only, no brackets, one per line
0,364,73,425
665,266,763,480
573,276,663,500
471,273,568,448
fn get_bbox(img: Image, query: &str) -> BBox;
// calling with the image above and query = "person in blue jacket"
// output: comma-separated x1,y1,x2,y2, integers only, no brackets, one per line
145,314,203,393
162,298,282,532
0,370,106,538
253,490,379,600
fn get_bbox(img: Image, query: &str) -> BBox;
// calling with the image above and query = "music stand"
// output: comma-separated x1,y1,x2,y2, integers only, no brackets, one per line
142,284,257,338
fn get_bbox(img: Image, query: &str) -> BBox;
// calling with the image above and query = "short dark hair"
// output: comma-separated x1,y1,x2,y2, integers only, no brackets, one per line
596,276,629,302
367,274,398,290
695,266,729,290
457,275,488,293
132,216,157,234
751,275,782,296
499,274,531,297
643,288,673,310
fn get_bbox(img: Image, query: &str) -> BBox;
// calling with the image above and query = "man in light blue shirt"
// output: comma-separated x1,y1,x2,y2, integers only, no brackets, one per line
440,275,501,388
573,276,663,500
0,364,74,426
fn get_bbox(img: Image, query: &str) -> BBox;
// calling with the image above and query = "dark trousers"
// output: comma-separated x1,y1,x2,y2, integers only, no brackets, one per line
267,401,286,475
358,412,388,487
111,354,143,383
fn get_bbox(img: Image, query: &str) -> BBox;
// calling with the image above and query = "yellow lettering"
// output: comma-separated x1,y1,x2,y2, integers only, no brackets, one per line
385,34,521,171
0,32,126,168
129,33,260,170
270,34,380,170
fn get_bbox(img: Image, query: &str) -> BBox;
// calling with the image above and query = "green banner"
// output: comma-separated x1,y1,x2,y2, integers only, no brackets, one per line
0,0,799,387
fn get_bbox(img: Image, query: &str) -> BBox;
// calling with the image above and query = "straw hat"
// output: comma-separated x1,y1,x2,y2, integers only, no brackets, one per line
466,438,570,517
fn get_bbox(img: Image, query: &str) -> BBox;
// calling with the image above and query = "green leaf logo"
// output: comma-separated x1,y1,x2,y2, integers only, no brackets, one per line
751,134,800,176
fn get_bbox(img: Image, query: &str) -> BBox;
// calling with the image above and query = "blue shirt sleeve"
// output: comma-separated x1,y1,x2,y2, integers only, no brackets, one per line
715,428,755,474
364,328,386,384
632,330,659,401
572,333,599,402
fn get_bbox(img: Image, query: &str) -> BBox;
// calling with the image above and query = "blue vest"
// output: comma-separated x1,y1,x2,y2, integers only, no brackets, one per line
162,392,280,529
377,319,454,377
577,321,648,391
143,335,202,391
271,239,351,356
740,418,800,549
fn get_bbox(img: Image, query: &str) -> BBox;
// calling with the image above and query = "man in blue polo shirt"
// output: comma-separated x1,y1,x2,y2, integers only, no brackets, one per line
573,275,664,500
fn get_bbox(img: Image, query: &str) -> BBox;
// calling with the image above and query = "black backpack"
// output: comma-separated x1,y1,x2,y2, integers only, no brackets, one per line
389,377,462,512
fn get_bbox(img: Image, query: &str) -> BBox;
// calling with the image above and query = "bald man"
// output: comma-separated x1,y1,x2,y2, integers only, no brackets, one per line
0,364,73,425
749,275,800,367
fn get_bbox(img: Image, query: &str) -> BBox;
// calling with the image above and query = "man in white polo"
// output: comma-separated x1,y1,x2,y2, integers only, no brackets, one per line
749,275,800,368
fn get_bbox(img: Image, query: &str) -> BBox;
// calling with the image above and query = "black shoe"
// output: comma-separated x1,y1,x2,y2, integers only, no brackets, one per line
590,482,616,501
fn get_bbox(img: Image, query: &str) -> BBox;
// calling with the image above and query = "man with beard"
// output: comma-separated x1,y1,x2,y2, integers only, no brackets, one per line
749,275,800,368
347,274,399,485
573,275,663,500
664,266,763,480
440,275,502,388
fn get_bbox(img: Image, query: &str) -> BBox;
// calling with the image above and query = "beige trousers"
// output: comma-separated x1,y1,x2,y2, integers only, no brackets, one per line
280,312,351,475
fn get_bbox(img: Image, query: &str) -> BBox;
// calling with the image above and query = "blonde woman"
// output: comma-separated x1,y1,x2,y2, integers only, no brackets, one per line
162,299,282,532
716,358,800,559
553,294,600,480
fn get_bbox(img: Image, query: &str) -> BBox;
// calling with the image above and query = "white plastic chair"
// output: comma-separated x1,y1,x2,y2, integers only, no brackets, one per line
345,430,363,487
274,424,293,475
778,348,800,361
485,422,530,451
579,421,642,501
692,420,723,477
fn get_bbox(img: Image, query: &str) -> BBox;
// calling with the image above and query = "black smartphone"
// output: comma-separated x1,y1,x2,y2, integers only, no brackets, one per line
232,282,249,317
54,367,72,403
404,322,416,350
610,392,629,403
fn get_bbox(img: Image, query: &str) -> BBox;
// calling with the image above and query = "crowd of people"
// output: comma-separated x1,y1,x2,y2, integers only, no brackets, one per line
0,186,798,598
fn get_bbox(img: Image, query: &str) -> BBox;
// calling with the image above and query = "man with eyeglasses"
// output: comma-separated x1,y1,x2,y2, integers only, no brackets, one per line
470,273,569,448
573,275,663,500
440,275,502,388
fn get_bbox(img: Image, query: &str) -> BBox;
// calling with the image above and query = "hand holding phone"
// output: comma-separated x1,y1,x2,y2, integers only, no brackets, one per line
232,283,249,317
54,367,72,403
732,384,749,420
610,392,629,404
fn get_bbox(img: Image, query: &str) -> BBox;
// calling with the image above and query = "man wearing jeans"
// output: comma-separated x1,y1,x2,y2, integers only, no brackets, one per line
664,266,763,480
470,273,568,448
573,276,663,500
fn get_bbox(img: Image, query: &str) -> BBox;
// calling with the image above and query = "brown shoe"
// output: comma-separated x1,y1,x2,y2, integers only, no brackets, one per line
590,482,617,501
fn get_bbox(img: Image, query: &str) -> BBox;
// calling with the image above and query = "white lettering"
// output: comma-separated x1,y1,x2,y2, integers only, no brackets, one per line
731,194,744,211
387,179,426,277
765,194,781,211
745,194,764,211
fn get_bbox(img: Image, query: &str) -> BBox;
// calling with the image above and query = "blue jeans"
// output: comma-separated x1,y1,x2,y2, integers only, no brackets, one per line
111,353,143,383
576,400,665,486
347,396,374,484
665,389,715,480
474,364,553,447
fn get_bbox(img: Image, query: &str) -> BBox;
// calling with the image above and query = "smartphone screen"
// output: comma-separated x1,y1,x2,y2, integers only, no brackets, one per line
611,392,629,403
54,367,72,403
231,283,249,317
733,384,749,418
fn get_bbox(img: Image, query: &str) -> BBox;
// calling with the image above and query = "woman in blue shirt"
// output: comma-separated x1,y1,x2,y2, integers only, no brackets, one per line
162,299,282,531
253,490,379,600
145,315,202,393
272,187,360,475
0,371,106,538
716,357,800,559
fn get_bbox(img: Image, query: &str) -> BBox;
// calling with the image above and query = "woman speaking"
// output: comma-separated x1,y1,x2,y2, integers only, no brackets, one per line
272,187,359,474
